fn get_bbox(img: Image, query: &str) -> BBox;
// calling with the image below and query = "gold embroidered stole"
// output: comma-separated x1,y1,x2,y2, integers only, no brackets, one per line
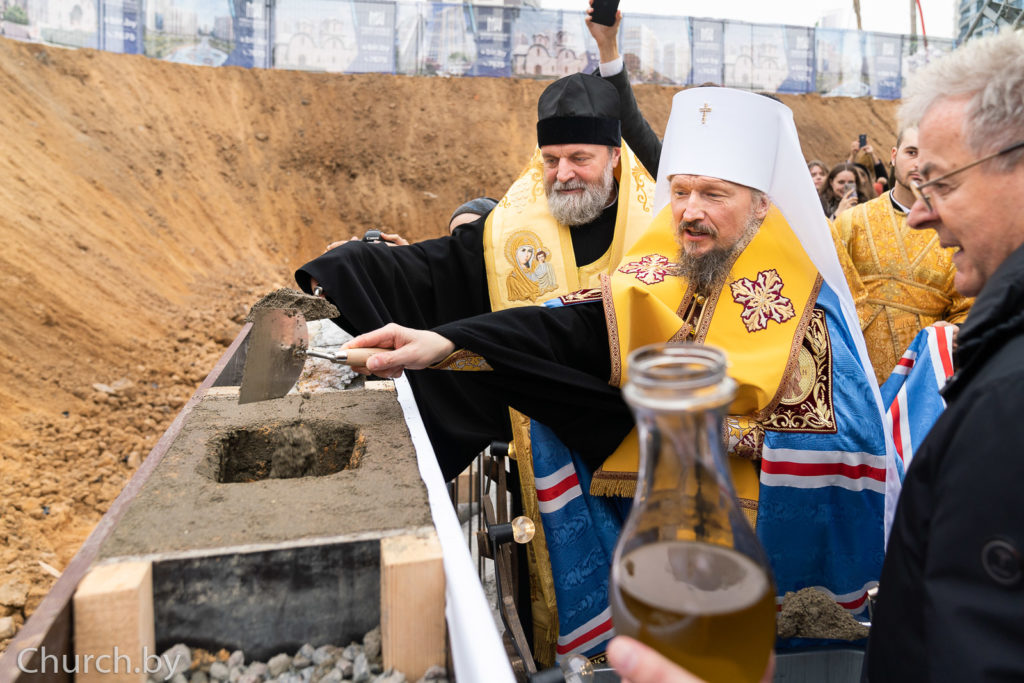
474,145,652,666
592,204,821,511
482,143,654,308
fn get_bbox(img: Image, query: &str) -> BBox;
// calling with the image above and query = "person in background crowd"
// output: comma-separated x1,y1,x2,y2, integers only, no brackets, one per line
874,175,888,196
832,125,971,385
447,196,498,233
820,161,870,219
316,197,498,255
849,138,888,182
808,159,829,193
852,163,879,202
866,29,1024,681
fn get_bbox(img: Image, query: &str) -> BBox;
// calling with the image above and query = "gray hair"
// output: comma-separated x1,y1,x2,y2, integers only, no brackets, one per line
900,30,1024,172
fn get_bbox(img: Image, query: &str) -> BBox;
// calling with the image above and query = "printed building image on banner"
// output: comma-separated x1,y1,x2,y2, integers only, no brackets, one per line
816,27,869,97
13,0,100,48
723,22,792,92
690,18,723,86
274,0,395,73
468,4,510,77
420,2,476,75
511,7,591,78
619,14,689,84
867,32,901,100
144,0,233,64
394,2,419,74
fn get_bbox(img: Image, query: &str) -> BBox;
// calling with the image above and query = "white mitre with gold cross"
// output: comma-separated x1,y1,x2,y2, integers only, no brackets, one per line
652,87,869,382
650,87,895,534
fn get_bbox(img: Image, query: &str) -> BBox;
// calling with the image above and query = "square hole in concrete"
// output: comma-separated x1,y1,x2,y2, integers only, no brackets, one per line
211,421,363,483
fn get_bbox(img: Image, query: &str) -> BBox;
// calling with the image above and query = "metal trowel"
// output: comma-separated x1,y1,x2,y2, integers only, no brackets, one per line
238,308,385,404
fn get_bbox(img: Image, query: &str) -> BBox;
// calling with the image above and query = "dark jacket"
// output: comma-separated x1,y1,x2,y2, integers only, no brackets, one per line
601,67,662,176
866,242,1024,681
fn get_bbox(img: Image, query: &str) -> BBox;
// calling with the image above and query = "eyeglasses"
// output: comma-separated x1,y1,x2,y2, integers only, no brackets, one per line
911,140,1024,212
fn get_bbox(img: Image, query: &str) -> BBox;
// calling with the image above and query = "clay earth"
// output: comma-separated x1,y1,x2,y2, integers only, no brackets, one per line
0,33,899,651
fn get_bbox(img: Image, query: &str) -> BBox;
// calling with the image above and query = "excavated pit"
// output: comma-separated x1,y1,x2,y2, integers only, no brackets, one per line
211,421,361,483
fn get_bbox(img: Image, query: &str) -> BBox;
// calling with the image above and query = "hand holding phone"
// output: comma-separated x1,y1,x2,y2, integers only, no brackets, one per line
590,0,620,27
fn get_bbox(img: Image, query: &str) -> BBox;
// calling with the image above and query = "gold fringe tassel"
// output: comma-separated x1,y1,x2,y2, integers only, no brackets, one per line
589,474,638,499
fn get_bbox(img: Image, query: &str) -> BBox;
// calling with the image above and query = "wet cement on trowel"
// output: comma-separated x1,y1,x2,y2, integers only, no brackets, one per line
245,288,339,322
99,389,431,559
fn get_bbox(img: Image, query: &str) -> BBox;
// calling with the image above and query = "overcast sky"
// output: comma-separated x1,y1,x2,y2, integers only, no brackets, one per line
540,0,958,39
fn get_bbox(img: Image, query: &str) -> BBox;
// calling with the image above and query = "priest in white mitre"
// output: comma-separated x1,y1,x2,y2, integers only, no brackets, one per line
344,87,892,661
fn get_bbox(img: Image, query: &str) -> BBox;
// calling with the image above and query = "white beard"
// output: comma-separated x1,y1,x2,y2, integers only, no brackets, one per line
545,161,616,226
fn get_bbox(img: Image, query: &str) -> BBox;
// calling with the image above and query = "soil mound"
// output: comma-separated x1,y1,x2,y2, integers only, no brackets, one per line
0,34,898,650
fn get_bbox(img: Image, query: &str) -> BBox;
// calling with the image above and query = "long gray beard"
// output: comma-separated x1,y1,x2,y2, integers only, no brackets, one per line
676,213,762,295
546,161,615,226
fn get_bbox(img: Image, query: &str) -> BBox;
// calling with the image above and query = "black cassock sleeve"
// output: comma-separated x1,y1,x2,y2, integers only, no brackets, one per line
434,302,634,473
295,219,492,331
294,219,513,480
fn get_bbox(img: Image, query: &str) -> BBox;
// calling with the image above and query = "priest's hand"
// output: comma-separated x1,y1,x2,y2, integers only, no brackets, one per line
341,323,455,379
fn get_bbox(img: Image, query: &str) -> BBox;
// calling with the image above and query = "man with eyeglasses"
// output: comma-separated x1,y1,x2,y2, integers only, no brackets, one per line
831,126,973,386
865,29,1024,681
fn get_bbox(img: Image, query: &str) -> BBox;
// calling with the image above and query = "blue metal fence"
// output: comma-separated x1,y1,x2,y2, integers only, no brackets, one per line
0,0,955,99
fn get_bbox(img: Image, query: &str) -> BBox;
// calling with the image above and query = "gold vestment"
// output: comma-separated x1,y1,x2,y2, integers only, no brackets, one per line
832,194,972,385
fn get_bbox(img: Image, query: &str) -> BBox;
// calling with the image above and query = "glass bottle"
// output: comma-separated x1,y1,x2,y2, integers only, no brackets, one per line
609,343,776,683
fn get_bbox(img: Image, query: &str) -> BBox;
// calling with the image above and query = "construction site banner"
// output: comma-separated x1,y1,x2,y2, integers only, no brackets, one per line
274,0,395,73
222,0,272,67
467,5,511,78
7,0,955,99
722,22,792,93
691,18,725,86
815,27,869,97
868,32,902,100
99,0,141,54
509,7,595,79
618,14,689,85
778,26,815,94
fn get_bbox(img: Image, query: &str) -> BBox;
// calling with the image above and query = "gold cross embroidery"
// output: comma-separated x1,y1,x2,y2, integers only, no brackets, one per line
699,102,712,124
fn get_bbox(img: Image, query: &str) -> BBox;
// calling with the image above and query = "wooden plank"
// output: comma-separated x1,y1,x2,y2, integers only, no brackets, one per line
203,386,240,397
73,562,155,683
380,534,446,680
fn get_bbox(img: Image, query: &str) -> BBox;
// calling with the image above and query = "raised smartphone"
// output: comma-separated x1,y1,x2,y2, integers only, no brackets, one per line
591,0,620,26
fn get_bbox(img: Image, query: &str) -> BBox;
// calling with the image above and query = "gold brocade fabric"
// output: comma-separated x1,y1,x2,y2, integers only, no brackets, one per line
594,205,821,497
477,145,654,667
831,195,972,385
482,144,654,310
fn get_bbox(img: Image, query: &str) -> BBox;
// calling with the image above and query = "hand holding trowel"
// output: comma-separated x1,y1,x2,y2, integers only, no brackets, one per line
238,308,387,404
